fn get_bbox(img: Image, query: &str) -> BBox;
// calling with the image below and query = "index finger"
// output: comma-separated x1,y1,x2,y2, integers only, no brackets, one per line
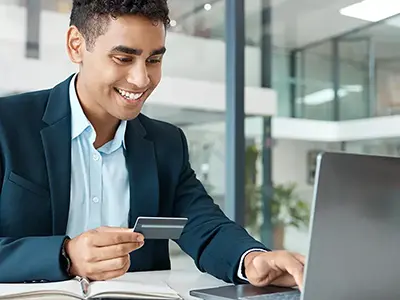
292,252,306,265
276,253,304,291
95,226,134,233
92,242,144,261
90,231,144,247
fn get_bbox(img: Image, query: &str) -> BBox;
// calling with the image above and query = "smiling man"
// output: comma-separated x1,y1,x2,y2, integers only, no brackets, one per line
0,0,304,289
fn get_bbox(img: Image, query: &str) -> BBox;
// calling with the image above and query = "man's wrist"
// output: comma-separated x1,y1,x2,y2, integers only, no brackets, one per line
237,248,268,281
60,237,72,277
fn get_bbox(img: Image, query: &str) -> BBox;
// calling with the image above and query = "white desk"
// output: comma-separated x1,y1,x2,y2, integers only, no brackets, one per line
117,269,231,300
0,269,231,300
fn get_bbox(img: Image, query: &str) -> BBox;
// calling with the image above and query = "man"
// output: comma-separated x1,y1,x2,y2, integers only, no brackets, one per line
0,0,304,289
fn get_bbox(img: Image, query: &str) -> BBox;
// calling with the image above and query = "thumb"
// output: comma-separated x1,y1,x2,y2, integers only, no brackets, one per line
252,255,275,277
245,255,276,286
96,226,134,233
94,227,145,242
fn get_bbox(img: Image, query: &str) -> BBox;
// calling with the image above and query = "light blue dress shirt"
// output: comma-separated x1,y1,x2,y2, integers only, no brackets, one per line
66,74,130,239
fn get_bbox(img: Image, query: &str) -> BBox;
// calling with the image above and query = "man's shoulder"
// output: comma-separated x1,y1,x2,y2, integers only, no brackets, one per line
0,89,51,103
0,89,51,118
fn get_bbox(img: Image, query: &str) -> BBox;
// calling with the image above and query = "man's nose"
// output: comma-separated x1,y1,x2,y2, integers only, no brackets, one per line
127,63,150,89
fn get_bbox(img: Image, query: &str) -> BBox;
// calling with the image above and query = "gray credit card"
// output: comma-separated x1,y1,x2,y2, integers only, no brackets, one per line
132,216,188,240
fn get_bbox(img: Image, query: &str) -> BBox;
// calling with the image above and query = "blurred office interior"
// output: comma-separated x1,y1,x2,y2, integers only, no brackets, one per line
1,0,400,269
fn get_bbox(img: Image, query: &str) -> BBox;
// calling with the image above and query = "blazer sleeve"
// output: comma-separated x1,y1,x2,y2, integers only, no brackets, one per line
0,122,70,283
0,236,70,283
173,128,269,284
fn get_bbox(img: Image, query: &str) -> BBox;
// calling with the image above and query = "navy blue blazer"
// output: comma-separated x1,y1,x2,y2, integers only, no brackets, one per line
0,75,267,283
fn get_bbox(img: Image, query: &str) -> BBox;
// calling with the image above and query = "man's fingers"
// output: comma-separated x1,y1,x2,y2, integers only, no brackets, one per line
91,242,144,261
88,258,131,281
250,254,282,286
276,254,304,291
292,252,306,265
270,275,298,288
87,255,131,275
90,231,144,247
94,226,144,243
95,226,133,233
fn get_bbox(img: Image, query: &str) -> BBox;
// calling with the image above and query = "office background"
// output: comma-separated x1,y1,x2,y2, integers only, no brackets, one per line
1,0,400,267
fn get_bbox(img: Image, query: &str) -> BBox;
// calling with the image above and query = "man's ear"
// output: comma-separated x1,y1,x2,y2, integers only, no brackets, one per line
66,25,86,64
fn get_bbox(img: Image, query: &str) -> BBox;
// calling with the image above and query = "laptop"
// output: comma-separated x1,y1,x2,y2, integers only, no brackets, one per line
190,152,400,300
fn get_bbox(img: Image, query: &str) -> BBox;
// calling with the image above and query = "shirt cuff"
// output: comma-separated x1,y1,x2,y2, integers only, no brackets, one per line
237,248,268,281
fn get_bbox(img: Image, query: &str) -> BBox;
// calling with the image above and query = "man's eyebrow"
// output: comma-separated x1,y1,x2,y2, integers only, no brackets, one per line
150,47,166,56
110,45,142,55
110,46,166,56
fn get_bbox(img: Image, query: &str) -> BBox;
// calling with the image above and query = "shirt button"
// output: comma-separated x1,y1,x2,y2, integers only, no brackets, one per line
93,153,99,161
92,197,99,203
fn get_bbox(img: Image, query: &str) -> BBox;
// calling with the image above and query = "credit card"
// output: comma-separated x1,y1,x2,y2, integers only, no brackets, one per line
132,216,188,240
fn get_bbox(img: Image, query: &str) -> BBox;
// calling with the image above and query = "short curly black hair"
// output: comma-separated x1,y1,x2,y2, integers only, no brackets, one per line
70,0,170,51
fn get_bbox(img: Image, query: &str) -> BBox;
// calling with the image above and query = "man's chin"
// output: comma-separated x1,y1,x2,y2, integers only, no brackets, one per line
116,111,142,121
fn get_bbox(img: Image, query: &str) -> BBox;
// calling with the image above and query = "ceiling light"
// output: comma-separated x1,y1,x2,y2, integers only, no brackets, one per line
170,20,177,27
297,85,363,106
201,163,210,174
340,0,400,22
204,3,212,11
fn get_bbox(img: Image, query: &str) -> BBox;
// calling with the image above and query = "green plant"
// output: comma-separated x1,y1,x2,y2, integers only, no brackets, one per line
270,182,310,228
244,145,310,234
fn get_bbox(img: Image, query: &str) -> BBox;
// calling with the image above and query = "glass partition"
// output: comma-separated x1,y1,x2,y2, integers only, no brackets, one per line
337,38,370,120
292,13,400,121
343,14,400,117
295,42,335,120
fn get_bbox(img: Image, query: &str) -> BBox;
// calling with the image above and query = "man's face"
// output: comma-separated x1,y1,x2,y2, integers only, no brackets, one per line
71,15,166,121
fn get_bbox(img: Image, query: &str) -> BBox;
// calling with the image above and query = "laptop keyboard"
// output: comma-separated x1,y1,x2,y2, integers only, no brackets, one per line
240,290,301,300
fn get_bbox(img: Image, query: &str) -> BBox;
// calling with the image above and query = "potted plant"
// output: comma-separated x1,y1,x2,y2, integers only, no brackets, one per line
270,182,310,249
244,145,310,249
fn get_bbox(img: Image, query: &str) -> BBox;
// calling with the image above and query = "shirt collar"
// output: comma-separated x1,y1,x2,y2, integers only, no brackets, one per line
69,73,127,150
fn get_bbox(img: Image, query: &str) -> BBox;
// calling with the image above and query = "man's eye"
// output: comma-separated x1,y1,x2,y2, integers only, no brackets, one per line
147,58,162,64
115,57,132,63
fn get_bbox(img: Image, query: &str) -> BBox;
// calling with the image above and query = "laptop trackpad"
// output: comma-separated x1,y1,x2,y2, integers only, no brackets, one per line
190,284,300,300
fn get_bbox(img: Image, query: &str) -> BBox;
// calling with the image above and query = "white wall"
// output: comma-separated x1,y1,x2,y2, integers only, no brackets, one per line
273,118,339,141
274,115,400,142
0,53,276,116
0,4,261,88
184,114,400,142
0,4,278,117
272,139,341,202
272,139,342,253
338,115,400,141
0,4,277,116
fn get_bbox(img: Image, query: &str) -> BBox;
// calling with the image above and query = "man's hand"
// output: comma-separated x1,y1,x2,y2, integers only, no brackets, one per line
65,226,144,281
244,250,305,291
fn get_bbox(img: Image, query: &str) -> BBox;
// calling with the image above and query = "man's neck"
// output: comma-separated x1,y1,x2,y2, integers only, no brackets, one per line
90,117,120,149
75,76,120,149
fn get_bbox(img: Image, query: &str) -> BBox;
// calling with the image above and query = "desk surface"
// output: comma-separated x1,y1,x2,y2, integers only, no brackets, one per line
118,269,229,300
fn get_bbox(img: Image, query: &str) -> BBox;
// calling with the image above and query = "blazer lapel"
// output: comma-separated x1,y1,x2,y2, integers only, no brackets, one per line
125,117,160,227
41,76,73,235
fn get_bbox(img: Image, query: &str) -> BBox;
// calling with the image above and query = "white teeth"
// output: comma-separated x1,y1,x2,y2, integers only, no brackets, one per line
117,89,143,100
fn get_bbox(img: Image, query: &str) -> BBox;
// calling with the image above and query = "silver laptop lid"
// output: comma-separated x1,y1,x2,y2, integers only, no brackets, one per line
302,152,400,300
